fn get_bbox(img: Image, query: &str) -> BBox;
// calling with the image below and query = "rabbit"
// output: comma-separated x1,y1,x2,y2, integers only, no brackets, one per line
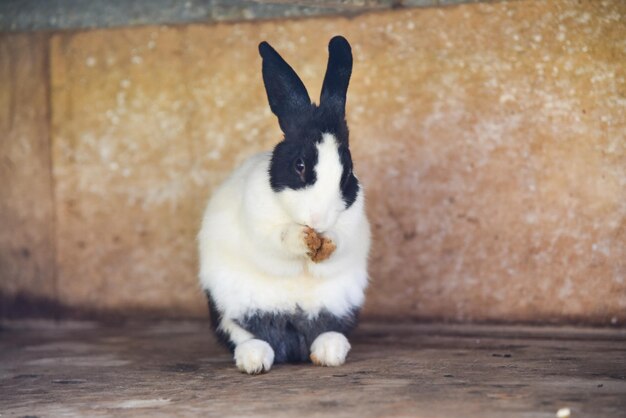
198,36,370,374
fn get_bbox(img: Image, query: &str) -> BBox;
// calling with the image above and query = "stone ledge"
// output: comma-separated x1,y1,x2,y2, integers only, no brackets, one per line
1,0,497,32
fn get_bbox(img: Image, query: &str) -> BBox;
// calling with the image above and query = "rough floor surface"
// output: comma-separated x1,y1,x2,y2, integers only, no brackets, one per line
1,321,624,417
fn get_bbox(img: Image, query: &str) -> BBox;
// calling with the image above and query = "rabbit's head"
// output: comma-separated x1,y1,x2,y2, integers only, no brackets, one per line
259,36,359,233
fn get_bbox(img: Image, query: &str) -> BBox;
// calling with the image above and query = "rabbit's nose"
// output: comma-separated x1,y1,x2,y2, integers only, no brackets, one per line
309,213,329,231
310,212,334,233
310,213,322,228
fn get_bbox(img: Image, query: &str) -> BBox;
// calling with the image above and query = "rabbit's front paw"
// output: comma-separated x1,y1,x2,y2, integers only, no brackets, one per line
234,339,275,375
310,332,351,366
304,227,336,263
281,224,310,256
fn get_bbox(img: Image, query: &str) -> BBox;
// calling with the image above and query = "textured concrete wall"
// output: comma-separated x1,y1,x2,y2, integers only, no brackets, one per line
2,0,625,323
0,34,57,316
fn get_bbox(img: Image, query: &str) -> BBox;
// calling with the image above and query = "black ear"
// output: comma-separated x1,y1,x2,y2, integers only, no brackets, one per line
319,36,353,119
259,41,312,134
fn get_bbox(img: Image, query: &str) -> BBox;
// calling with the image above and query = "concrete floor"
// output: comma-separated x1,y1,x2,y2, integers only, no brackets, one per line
0,320,624,417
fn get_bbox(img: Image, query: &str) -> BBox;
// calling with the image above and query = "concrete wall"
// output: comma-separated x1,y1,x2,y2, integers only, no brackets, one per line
1,0,625,323
0,34,58,317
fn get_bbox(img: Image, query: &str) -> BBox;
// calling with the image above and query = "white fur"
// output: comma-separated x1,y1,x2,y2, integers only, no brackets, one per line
310,332,351,366
198,133,370,358
219,318,254,346
234,339,275,374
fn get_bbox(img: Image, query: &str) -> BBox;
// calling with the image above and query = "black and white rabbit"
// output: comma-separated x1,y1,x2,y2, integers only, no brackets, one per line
198,36,370,374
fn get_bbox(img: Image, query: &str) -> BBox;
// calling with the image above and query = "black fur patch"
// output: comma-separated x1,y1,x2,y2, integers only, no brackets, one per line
269,133,320,191
205,291,235,352
268,105,359,208
235,307,359,363
339,145,359,208
205,291,359,364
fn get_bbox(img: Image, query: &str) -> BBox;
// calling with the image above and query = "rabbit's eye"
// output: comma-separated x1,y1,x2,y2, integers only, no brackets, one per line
294,158,306,181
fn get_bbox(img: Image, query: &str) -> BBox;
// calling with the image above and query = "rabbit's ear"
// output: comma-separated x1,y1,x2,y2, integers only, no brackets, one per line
259,41,312,134
319,36,353,119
